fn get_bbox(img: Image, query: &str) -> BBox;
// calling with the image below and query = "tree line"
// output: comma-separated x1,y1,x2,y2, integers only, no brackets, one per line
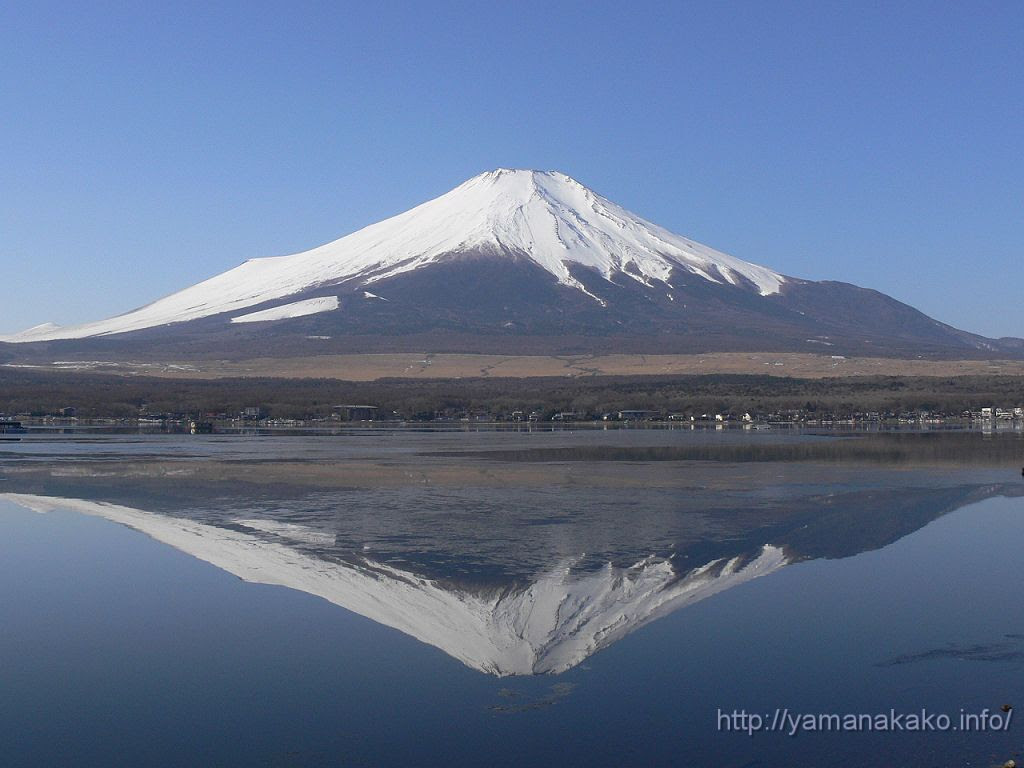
2,369,1023,420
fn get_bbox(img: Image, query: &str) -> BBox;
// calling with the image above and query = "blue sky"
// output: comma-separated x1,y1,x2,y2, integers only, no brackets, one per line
3,1,1021,338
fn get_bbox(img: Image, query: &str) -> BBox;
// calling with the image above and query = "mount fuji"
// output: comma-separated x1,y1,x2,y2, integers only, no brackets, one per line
4,169,1020,359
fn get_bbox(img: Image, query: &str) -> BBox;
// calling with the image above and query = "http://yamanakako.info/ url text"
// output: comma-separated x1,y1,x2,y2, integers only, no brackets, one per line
717,707,1013,737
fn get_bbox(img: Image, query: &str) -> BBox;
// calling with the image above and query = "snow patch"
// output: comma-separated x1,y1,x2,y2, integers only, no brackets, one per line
235,518,336,546
230,296,339,324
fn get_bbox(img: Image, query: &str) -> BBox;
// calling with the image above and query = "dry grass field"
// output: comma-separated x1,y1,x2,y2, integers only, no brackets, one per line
12,352,1024,380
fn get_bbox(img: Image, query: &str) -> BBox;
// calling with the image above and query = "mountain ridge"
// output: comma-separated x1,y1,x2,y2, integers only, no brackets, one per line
3,169,1020,359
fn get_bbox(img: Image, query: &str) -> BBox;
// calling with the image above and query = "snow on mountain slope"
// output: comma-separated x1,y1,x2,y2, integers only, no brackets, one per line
4,322,64,342
230,296,339,324
1,169,785,342
3,493,787,676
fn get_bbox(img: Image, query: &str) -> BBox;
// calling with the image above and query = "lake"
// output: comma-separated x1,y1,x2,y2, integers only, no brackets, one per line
1,426,1022,767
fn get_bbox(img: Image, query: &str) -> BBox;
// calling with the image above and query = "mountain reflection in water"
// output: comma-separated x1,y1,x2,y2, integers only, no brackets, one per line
2,429,1023,676
3,476,1020,676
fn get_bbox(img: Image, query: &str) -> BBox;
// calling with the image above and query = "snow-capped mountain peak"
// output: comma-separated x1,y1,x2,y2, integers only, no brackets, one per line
1,170,785,342
356,168,785,302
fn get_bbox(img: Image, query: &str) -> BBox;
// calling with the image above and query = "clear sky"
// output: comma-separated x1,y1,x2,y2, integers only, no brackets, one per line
3,1,1021,338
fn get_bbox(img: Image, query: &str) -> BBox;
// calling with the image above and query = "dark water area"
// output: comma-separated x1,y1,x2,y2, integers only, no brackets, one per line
1,428,1022,767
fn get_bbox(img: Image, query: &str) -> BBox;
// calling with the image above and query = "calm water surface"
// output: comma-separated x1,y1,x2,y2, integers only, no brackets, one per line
1,428,1022,767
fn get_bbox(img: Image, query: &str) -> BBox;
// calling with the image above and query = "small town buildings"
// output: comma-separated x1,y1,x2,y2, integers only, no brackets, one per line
334,405,379,421
617,410,656,421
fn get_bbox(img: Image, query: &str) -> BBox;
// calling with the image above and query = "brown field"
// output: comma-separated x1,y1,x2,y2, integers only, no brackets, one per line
12,352,1024,380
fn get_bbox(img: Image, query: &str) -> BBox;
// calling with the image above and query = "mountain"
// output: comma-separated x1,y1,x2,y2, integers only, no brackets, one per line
4,169,1019,359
